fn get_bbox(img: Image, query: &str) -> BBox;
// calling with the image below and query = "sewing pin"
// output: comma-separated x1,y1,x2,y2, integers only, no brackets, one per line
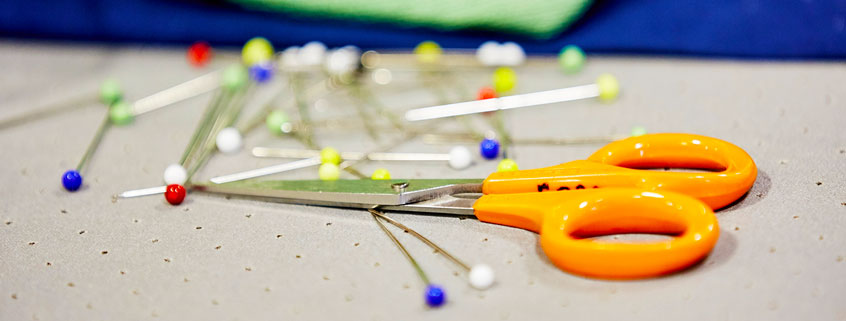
422,126,646,146
404,74,620,121
368,208,446,307
251,146,474,170
61,99,134,191
370,209,495,290
0,79,123,131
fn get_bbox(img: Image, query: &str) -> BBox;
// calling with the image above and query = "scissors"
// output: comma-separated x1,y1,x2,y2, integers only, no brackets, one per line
195,133,757,279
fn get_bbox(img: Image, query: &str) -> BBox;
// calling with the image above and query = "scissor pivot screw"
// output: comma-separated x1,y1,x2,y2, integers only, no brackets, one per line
391,182,409,193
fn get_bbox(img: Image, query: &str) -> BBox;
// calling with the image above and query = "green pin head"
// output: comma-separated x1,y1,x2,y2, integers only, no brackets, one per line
630,126,648,137
100,79,123,105
265,110,289,135
558,45,586,74
222,64,248,91
109,101,134,126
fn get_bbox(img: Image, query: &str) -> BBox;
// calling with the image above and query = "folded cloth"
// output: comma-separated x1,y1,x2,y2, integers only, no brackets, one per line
228,0,592,38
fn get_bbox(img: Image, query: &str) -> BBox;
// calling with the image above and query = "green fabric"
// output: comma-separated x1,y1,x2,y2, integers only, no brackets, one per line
228,0,593,38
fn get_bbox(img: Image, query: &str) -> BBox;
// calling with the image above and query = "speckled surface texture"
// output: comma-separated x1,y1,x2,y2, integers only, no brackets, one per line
0,41,844,320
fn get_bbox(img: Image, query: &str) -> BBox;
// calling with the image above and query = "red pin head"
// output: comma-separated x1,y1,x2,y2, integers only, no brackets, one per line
477,86,498,100
187,41,213,67
165,184,186,205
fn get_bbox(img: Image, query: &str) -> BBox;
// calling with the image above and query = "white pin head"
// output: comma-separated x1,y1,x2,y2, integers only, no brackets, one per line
216,127,243,154
163,164,187,185
500,42,526,66
469,264,495,290
476,41,500,66
448,146,472,170
325,46,360,76
279,46,301,68
299,41,327,66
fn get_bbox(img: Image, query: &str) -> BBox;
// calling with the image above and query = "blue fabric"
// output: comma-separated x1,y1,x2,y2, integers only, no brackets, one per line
1,0,844,59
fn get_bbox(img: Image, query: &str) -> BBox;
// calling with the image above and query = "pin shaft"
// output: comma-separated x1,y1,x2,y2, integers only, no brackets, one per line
252,147,450,162
117,185,167,198
209,157,322,184
131,71,221,116
369,208,430,285
405,84,599,121
370,209,470,272
76,113,111,173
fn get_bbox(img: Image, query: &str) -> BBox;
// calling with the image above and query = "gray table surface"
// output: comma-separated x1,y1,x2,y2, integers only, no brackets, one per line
0,41,844,321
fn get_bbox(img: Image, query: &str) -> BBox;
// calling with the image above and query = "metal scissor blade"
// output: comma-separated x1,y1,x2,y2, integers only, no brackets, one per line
380,194,478,216
193,179,483,210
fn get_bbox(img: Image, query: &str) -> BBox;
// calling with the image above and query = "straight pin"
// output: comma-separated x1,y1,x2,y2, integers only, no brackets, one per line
368,208,446,307
0,79,122,131
370,209,495,290
61,113,111,191
404,74,619,121
251,146,473,169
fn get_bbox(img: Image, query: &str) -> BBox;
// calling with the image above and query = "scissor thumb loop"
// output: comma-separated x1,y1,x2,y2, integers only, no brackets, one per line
538,188,719,279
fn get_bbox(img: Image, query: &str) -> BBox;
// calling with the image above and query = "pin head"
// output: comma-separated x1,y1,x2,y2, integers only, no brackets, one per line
299,41,327,66
476,86,497,100
493,67,516,94
414,41,442,64
496,159,518,172
163,164,187,185
320,147,342,165
187,41,212,67
109,101,134,126
242,37,274,66
499,42,526,66
265,110,290,135
596,73,619,102
424,284,446,307
279,46,300,68
469,264,495,290
164,184,186,205
630,126,648,137
100,79,122,105
371,168,391,180
558,45,585,74
215,127,243,154
448,146,472,170
62,170,82,191
318,163,340,181
325,46,360,76
248,62,274,83
480,138,500,160
222,64,248,91
476,41,500,66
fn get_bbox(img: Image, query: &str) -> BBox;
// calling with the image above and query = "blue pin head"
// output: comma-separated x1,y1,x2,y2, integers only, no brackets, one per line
424,284,446,307
248,62,274,83
62,170,82,191
480,138,500,160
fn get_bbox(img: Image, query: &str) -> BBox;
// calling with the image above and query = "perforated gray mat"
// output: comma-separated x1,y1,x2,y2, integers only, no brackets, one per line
1,41,844,320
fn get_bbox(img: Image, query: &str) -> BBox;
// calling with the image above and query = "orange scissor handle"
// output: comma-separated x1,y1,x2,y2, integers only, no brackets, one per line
482,133,757,210
473,188,719,279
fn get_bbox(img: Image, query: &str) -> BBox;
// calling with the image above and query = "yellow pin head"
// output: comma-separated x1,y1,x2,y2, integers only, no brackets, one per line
414,41,442,64
596,74,619,102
